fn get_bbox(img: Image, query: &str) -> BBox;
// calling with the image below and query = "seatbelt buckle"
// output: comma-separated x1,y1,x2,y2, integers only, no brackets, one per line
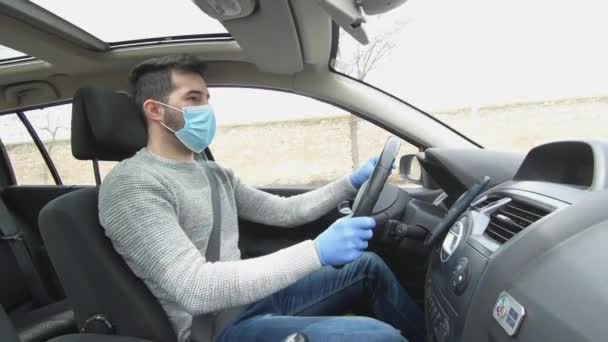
0,232,23,241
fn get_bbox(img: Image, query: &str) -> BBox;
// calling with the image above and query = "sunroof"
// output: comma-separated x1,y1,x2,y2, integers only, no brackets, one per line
0,45,27,61
30,0,228,43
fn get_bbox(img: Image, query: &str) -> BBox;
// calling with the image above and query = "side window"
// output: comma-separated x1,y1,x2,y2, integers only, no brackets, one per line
209,88,419,187
24,104,118,184
0,104,118,185
0,113,55,185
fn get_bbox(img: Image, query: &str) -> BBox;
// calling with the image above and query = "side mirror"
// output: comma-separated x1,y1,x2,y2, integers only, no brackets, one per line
399,154,422,183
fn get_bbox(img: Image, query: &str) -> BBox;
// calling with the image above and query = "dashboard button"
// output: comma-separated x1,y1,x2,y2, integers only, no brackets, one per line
452,257,471,295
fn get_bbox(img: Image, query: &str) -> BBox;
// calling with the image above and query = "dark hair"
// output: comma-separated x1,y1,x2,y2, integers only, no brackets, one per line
128,54,208,114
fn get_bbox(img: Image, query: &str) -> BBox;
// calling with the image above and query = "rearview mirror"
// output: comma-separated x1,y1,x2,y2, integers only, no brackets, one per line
399,154,421,183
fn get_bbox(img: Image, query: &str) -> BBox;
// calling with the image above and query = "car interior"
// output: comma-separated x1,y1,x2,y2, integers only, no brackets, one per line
0,0,607,342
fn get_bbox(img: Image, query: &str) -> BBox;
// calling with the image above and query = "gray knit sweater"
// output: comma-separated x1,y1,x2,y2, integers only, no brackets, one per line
98,149,358,342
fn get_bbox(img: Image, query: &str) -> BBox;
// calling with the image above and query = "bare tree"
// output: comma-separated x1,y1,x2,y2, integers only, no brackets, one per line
337,19,408,169
37,115,67,183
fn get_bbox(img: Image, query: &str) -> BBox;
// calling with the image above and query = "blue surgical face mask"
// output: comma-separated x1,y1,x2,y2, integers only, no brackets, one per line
155,101,217,153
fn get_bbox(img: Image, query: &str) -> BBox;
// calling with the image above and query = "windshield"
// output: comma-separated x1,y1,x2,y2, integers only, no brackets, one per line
334,0,608,152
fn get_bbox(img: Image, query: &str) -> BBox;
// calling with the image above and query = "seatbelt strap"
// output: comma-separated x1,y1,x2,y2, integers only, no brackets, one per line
0,200,51,306
205,166,221,262
191,166,222,342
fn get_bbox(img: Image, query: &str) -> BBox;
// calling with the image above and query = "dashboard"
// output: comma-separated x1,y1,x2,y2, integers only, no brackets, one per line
422,139,608,342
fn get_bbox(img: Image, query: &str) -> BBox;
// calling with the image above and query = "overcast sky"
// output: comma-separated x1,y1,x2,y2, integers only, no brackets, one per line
1,0,607,143
339,0,608,111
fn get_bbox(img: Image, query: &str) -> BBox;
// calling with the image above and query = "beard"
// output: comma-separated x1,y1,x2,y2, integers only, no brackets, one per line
163,107,184,132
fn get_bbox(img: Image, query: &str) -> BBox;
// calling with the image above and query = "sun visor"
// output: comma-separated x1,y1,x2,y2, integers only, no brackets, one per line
200,0,304,75
3,81,59,107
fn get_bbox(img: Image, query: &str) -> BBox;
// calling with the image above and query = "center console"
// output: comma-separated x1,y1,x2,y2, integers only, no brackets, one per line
425,211,489,342
424,185,571,341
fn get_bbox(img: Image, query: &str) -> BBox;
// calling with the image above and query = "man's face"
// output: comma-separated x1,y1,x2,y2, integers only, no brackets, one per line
162,71,210,131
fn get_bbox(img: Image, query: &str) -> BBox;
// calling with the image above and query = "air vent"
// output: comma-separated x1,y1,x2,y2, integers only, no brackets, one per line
485,199,550,244
474,195,503,210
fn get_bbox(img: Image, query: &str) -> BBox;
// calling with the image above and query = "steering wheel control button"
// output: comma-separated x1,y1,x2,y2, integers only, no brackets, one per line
451,257,471,295
493,291,526,336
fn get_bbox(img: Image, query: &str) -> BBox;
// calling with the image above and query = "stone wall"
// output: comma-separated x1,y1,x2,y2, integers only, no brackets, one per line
5,140,116,185
434,96,608,152
212,116,419,186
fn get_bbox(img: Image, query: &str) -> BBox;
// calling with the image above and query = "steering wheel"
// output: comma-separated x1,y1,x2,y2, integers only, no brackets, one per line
351,136,401,217
331,137,400,270
425,176,491,247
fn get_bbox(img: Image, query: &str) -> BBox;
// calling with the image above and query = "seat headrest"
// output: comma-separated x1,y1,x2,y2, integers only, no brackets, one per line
72,87,147,161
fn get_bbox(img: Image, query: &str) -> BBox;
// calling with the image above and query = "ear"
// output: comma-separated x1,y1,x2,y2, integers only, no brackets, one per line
142,99,163,122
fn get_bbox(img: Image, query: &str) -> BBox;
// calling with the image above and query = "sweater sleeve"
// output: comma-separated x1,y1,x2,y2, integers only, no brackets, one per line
230,170,359,228
98,165,322,315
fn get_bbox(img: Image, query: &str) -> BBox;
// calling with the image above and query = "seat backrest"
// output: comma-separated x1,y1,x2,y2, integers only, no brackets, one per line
38,88,175,341
39,188,175,342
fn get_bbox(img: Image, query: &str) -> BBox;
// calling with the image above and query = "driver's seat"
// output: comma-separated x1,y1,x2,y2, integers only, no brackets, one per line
38,88,176,341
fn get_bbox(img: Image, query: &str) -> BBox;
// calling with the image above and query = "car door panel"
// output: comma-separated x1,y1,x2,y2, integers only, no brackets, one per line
238,187,345,258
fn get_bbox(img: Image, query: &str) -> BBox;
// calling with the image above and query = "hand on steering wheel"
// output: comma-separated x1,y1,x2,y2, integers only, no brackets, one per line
350,136,401,218
350,156,397,190
329,136,401,269
315,217,376,266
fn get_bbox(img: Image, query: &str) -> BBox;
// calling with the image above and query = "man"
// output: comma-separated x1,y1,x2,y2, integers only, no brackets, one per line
99,55,425,342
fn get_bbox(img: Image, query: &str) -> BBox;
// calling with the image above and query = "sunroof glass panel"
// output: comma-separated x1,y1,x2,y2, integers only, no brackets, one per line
30,0,228,43
0,45,28,61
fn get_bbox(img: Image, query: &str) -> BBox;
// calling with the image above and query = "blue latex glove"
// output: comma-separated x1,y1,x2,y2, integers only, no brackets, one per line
314,217,376,266
350,156,379,189
350,156,396,189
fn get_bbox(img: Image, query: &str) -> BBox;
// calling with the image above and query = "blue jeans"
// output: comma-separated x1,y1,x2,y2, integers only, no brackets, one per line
217,252,426,342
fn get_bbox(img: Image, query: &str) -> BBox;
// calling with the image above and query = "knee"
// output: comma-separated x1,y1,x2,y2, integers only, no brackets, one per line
302,317,405,342
357,252,387,270
344,317,406,341
374,329,407,342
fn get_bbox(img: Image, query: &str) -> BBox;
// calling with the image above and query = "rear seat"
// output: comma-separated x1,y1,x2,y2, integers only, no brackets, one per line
4,304,145,342
0,187,77,341
10,300,75,342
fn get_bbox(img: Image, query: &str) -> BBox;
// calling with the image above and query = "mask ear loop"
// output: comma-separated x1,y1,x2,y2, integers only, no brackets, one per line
151,100,184,134
159,121,177,134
